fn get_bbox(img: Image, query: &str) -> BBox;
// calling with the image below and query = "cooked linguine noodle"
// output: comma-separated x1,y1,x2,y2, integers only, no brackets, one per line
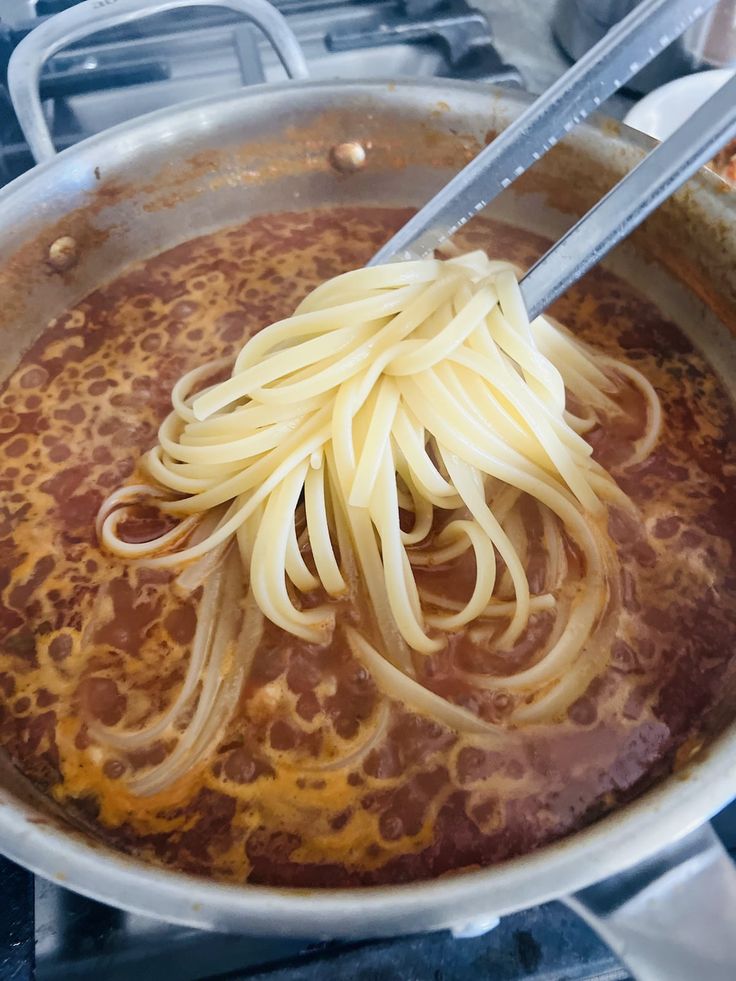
97,252,660,794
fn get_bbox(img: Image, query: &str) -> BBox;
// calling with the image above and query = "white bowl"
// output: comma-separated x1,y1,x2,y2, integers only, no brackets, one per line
624,69,735,141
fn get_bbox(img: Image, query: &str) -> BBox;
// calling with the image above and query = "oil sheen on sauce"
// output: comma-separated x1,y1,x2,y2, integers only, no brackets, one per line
0,208,734,887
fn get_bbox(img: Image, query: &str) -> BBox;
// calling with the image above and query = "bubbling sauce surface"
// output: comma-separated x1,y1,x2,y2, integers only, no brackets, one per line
0,208,735,887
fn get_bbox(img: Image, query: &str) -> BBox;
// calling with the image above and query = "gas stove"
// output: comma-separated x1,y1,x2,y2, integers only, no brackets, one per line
0,1,734,979
0,0,522,186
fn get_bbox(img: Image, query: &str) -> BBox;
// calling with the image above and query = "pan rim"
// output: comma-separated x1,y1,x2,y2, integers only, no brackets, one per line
0,75,734,934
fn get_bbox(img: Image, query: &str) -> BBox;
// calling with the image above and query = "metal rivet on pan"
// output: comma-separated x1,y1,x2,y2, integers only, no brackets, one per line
47,235,78,271
329,141,367,173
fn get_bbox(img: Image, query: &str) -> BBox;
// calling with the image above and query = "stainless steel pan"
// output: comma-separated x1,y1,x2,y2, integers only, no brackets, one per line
1,1,735,977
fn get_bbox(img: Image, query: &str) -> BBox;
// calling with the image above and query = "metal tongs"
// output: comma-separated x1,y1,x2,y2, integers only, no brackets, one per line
372,0,736,320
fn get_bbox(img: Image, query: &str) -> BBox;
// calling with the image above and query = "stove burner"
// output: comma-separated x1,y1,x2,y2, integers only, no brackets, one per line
327,0,518,82
0,0,519,186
